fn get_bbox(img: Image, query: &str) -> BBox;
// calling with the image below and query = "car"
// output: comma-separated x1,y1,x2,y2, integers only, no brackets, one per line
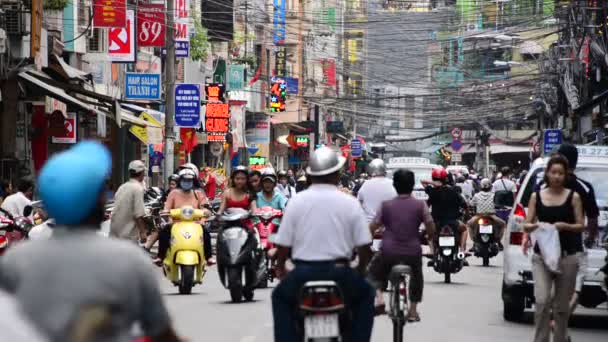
502,145,608,321
446,165,469,175
386,157,440,201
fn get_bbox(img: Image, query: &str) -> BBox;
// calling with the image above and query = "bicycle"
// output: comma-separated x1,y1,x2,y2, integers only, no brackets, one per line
388,264,411,342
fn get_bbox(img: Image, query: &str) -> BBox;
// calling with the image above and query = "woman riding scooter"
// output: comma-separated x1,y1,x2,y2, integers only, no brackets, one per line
157,169,214,265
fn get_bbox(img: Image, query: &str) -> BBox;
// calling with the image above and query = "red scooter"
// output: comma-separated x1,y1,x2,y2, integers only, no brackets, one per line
252,206,283,287
0,207,33,255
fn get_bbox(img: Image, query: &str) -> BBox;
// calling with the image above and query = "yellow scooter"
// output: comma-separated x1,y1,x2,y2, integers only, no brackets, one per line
163,206,206,294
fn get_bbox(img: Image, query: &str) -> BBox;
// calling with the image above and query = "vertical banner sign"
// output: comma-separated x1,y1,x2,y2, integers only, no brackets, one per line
227,65,245,91
269,77,286,112
137,3,165,47
273,0,286,44
108,10,136,63
204,84,230,142
175,84,201,127
174,0,190,42
351,138,362,158
93,0,127,28
275,46,287,77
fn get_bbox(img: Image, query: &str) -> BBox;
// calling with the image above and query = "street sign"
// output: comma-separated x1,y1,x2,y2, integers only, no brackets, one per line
175,84,201,127
161,41,190,58
51,112,77,144
451,153,462,163
351,138,362,158
108,10,136,63
450,127,462,139
247,144,259,155
451,138,463,152
543,129,562,155
125,73,161,100
129,112,162,144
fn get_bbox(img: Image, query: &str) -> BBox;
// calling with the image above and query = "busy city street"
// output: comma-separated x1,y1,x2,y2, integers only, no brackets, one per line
160,258,608,342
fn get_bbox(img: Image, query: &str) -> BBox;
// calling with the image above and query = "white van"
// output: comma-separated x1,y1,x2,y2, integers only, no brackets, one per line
386,157,440,201
502,145,608,321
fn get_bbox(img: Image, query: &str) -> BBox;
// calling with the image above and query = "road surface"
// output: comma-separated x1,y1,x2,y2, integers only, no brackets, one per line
160,257,608,341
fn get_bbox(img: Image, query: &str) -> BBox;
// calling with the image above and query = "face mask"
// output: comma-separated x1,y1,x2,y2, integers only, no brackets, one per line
180,180,193,191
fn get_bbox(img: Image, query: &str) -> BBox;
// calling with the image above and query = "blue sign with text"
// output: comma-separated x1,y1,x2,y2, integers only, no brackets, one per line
125,73,161,100
543,129,562,155
175,84,201,127
162,41,190,58
351,138,362,158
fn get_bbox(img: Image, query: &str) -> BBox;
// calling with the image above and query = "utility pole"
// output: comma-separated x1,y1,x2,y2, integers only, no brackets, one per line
163,0,176,183
30,0,42,67
314,104,320,148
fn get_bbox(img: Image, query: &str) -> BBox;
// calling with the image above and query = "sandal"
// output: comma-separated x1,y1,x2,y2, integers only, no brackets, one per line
407,313,421,322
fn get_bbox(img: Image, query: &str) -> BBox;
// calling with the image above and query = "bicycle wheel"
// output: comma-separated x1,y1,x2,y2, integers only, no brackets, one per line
390,276,407,342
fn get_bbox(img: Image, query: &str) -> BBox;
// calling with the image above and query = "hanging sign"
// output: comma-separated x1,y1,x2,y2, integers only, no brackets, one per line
543,129,563,155
108,10,136,63
129,112,163,144
270,77,286,112
125,73,161,100
227,65,245,91
175,83,201,127
275,46,287,77
93,0,127,28
205,103,230,142
51,112,77,144
351,138,362,158
249,156,266,171
174,0,190,42
137,4,165,47
273,0,286,44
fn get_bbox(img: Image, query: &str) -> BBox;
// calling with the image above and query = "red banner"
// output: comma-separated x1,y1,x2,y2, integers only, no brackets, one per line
322,59,337,87
93,0,127,28
137,4,165,47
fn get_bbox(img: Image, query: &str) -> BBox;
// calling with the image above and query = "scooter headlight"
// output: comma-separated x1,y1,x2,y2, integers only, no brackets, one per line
442,249,452,256
181,207,194,220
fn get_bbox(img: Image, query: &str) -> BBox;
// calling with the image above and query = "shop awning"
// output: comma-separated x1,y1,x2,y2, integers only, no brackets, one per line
19,70,159,128
490,144,531,154
121,103,165,124
49,54,90,81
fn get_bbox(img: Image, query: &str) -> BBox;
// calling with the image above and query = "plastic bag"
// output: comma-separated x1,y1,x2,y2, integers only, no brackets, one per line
530,222,561,273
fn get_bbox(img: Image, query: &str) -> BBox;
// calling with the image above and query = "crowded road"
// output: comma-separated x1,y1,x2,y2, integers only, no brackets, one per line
159,255,608,342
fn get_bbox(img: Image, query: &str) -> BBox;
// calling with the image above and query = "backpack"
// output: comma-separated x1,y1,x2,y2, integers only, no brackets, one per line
494,179,514,207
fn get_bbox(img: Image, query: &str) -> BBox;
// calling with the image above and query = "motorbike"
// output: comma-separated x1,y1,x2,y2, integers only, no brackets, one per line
0,206,34,254
430,222,465,283
297,280,349,341
471,216,500,267
251,206,283,287
216,208,266,302
162,206,207,294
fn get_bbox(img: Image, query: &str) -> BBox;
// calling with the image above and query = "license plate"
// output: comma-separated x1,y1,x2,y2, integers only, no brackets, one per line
438,236,455,247
304,314,339,339
479,225,493,234
372,239,382,252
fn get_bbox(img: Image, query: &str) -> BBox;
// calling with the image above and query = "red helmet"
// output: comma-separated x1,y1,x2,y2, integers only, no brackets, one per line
432,167,448,180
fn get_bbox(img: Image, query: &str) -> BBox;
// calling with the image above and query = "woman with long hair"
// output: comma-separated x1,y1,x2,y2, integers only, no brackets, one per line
217,166,257,214
524,154,585,342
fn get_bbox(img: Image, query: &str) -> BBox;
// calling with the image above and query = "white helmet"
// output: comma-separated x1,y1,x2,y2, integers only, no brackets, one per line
306,147,346,176
367,159,387,177
179,163,199,175
178,168,197,181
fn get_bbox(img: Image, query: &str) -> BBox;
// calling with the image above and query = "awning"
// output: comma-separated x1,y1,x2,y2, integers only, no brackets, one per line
121,103,165,123
520,41,543,55
19,70,158,128
490,144,531,154
49,54,90,81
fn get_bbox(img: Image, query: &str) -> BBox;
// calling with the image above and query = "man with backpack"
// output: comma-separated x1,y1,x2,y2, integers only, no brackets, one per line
492,166,516,208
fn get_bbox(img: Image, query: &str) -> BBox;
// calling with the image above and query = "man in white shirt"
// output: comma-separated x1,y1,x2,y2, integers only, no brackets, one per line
357,159,397,223
0,178,34,218
492,166,517,207
110,160,147,242
272,147,374,342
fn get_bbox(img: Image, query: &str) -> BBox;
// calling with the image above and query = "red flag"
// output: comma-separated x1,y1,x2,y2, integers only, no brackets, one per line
180,128,198,153
248,62,263,85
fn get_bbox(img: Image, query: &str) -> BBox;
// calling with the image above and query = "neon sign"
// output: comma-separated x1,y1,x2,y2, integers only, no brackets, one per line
270,78,287,112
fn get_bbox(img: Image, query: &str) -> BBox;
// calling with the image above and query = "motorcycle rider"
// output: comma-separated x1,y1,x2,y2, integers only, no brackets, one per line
109,160,147,243
0,177,34,218
158,168,213,265
357,159,397,223
368,169,435,321
272,147,374,342
467,178,505,250
0,141,184,342
256,169,287,211
217,166,257,215
276,170,296,201
248,170,262,194
423,167,468,256
455,174,474,203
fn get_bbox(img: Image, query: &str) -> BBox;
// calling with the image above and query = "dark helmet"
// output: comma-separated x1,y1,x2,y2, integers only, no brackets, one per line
168,174,180,183
277,170,288,178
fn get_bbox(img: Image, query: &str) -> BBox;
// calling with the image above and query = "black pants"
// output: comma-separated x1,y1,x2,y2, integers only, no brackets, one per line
158,225,212,260
367,253,424,303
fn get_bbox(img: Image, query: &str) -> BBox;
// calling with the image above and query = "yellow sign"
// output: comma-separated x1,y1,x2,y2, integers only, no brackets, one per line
129,112,162,144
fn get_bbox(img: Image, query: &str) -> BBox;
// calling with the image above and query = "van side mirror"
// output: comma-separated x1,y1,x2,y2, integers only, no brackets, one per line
23,205,33,217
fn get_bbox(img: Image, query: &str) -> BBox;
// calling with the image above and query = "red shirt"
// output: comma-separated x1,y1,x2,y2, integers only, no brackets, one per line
203,174,217,200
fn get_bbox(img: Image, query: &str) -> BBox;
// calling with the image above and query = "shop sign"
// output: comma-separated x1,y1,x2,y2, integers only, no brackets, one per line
45,97,66,117
351,138,362,157
108,10,136,63
174,83,201,127
125,73,161,100
137,3,165,47
249,156,266,170
129,112,163,144
93,0,127,28
245,112,270,144
273,0,286,44
296,135,309,147
205,83,226,102
269,77,286,112
205,103,230,142
174,0,190,42
51,112,77,144
227,65,245,91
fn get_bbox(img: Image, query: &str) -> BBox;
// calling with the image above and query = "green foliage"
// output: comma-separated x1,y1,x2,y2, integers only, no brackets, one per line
191,11,210,62
43,0,69,10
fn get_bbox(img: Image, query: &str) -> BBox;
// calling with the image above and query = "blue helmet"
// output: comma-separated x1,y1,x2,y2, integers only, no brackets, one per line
38,141,112,225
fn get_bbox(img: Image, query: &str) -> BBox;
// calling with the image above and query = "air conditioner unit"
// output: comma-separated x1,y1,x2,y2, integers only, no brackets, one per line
1,1,25,36
87,28,106,53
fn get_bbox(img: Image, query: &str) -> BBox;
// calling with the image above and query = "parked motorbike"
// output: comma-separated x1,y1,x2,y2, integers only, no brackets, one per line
162,206,207,295
471,216,500,267
252,206,283,287
0,206,34,254
216,208,266,302
297,280,349,341
429,222,465,283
